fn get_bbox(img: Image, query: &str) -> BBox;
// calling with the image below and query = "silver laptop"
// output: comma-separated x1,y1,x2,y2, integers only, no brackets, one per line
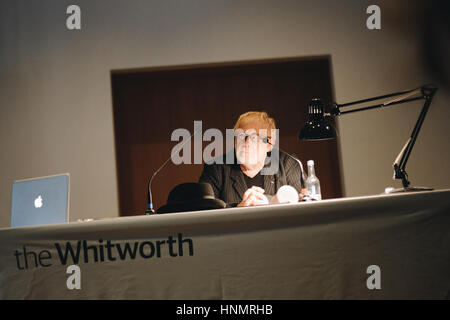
10,174,70,227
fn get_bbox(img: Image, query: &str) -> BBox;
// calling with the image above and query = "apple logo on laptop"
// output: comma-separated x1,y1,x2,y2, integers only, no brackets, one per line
34,195,43,208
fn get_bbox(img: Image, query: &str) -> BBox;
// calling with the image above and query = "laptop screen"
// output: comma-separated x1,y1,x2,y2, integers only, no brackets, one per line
10,174,70,227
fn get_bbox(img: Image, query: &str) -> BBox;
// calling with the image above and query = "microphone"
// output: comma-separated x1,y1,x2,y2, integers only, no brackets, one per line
267,141,307,193
145,157,172,215
145,128,200,215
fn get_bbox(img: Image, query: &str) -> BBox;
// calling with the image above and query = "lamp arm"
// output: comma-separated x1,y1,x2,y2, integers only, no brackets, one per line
329,84,437,188
393,138,411,187
331,86,426,116
338,87,420,108
331,97,424,116
394,86,437,187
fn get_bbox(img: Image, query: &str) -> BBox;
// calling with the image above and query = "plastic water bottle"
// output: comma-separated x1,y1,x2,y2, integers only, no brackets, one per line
306,160,322,200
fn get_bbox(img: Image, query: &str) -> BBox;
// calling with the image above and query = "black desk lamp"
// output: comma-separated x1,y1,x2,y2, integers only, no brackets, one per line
299,84,438,193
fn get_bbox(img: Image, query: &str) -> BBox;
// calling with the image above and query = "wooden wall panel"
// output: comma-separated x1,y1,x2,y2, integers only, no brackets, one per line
111,56,342,216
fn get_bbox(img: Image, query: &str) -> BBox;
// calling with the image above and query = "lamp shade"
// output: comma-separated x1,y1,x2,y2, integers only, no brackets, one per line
299,98,337,140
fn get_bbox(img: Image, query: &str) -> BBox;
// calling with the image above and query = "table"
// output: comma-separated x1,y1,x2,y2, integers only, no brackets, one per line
1,190,449,299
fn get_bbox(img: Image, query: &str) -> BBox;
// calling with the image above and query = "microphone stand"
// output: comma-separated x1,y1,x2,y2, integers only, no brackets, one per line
267,142,307,191
329,84,437,193
145,157,172,215
145,129,200,215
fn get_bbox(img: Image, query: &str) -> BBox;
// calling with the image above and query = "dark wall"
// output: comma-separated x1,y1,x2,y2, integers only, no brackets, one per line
111,56,342,216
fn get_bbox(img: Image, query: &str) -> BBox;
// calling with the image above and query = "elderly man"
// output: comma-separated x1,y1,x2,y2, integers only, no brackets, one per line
199,111,304,207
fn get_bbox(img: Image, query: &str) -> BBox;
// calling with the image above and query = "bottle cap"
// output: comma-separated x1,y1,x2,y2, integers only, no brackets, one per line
307,160,314,166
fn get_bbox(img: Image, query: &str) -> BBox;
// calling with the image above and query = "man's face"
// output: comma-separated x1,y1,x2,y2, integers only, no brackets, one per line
235,120,273,167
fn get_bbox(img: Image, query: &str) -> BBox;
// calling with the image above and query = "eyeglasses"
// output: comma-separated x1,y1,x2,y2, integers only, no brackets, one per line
236,133,270,144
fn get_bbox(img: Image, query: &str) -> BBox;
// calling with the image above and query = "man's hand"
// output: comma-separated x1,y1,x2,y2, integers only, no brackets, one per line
237,186,269,207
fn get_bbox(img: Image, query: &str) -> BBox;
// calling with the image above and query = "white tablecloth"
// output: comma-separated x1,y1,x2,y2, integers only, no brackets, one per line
1,190,449,299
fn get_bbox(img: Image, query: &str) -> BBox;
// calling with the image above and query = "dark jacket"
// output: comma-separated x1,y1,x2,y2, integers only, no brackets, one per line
199,150,304,207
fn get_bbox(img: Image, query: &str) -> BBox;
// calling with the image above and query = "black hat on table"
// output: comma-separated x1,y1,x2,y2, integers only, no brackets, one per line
157,182,226,214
